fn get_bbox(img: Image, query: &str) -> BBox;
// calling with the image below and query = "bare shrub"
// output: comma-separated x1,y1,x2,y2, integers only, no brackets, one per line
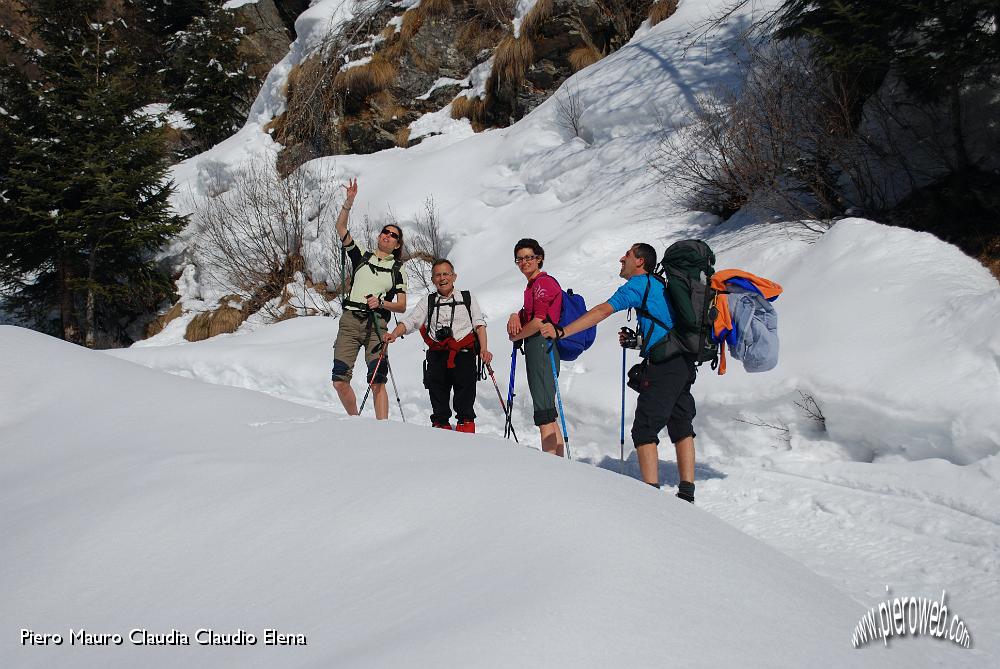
402,197,450,293
734,414,792,449
554,86,585,138
795,391,826,431
651,40,859,228
194,161,340,321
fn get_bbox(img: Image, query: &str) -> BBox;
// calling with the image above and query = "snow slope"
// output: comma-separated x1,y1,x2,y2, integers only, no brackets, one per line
0,326,933,667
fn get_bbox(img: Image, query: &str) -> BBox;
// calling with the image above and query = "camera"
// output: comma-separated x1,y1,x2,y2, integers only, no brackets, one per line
434,326,453,341
620,326,640,350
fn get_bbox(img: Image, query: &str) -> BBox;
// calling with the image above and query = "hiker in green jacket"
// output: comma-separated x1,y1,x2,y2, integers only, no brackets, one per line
331,178,407,419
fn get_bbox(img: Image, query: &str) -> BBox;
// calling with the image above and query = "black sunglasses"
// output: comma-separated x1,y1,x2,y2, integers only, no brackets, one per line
380,228,400,240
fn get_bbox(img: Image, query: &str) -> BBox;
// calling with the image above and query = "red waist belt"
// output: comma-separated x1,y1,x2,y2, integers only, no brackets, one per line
420,327,477,368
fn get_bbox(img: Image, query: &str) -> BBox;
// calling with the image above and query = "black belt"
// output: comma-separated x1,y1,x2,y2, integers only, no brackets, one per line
346,306,389,321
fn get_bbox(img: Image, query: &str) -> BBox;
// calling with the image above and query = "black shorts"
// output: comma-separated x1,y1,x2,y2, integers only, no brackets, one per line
631,354,697,447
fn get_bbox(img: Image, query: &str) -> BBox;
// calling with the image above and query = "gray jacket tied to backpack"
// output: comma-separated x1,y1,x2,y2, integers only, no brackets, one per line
726,287,779,373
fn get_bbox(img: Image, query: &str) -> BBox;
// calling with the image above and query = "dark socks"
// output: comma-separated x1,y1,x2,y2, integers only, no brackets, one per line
646,481,661,489
676,480,695,503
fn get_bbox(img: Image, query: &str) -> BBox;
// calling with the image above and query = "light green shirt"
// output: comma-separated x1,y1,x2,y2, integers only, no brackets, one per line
345,242,407,309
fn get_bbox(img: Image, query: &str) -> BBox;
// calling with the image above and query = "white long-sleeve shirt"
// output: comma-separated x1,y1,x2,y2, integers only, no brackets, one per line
399,289,486,341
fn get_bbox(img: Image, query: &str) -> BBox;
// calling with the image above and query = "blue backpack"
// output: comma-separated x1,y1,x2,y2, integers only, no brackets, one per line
556,288,595,361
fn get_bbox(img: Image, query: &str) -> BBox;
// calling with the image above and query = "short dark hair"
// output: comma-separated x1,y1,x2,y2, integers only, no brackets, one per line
514,238,545,268
431,258,454,273
632,243,657,271
385,223,404,261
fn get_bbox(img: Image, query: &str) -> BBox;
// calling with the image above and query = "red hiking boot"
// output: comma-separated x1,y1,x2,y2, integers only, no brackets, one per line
432,422,452,430
455,420,475,434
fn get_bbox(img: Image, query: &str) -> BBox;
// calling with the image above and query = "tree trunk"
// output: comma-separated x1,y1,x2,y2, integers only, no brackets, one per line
59,256,78,343
85,248,97,348
950,85,970,177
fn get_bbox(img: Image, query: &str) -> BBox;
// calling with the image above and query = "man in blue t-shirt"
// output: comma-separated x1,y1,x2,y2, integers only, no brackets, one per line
540,243,698,503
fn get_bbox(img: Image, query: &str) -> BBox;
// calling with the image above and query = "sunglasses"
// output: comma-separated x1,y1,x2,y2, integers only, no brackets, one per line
380,228,400,240
514,254,540,265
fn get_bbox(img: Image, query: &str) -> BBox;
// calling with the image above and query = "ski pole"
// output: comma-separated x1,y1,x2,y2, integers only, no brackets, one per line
547,343,570,459
505,345,518,439
486,362,518,443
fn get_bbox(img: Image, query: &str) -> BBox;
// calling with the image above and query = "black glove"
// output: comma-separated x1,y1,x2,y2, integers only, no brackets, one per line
620,326,640,350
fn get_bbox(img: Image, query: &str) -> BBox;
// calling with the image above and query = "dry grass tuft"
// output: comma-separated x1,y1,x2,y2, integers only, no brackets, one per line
421,0,454,17
333,54,397,98
184,301,246,342
492,34,535,88
648,0,679,27
450,94,487,127
456,21,502,58
370,91,409,123
395,126,411,147
379,25,397,41
400,8,424,41
519,0,553,38
145,302,183,338
569,44,603,72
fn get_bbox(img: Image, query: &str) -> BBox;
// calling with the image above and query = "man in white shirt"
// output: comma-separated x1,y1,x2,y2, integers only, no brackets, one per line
384,259,493,432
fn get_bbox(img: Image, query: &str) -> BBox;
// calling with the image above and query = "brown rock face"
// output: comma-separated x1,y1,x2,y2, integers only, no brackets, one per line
229,0,294,81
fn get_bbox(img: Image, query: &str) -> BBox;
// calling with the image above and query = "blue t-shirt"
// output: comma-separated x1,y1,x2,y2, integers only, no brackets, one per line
608,274,673,355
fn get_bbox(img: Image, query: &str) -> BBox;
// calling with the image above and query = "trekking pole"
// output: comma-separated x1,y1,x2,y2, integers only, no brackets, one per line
359,346,387,415
486,362,518,443
504,345,518,439
367,307,405,422
620,344,626,474
547,343,571,459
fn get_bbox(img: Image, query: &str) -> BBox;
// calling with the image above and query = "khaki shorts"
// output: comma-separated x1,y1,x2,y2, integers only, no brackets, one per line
331,310,389,383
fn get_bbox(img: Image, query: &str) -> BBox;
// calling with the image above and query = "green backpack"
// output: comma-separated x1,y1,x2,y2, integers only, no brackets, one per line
640,239,719,366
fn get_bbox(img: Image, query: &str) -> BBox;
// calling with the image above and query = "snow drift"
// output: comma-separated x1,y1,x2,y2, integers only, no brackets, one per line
0,326,929,667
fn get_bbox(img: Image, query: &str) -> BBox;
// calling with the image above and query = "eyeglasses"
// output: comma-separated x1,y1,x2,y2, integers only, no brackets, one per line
432,272,453,279
380,228,400,240
514,254,540,265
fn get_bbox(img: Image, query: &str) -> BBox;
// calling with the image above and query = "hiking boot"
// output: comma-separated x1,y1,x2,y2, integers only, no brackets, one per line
455,420,475,434
676,481,695,504
432,422,452,430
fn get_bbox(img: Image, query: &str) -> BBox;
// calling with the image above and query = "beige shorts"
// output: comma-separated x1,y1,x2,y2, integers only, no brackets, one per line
331,310,389,383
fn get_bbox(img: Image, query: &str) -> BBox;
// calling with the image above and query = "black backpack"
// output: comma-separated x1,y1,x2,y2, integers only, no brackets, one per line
638,239,719,367
341,249,405,317
425,290,473,331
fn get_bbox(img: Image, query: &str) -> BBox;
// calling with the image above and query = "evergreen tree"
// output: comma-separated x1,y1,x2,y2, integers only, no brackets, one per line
0,0,185,346
163,6,258,154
